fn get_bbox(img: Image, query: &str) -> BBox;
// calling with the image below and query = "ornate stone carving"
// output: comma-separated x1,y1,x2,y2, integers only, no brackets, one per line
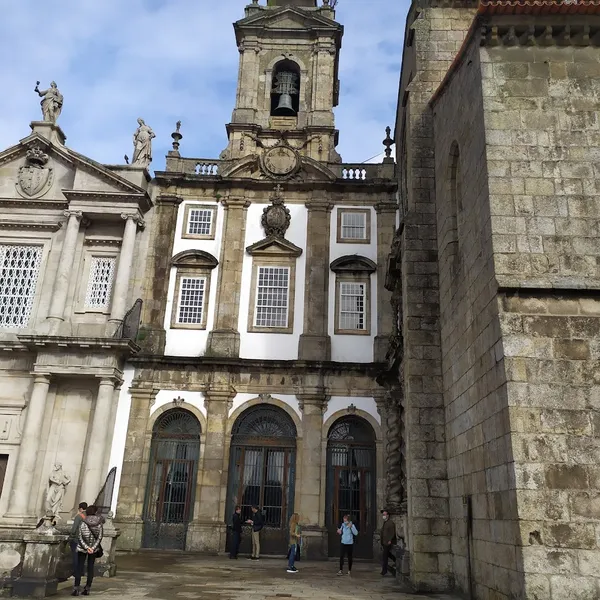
385,390,406,514
173,396,185,407
45,463,71,517
16,144,54,199
260,143,300,179
261,185,291,238
132,118,155,169
35,81,63,124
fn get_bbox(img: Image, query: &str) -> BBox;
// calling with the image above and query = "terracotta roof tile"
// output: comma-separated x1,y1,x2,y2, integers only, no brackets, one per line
478,0,600,16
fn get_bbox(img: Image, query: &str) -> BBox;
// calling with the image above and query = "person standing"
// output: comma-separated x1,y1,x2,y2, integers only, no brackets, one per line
337,514,358,576
380,509,397,576
286,513,301,574
72,505,103,597
230,505,242,559
69,503,88,578
246,505,264,560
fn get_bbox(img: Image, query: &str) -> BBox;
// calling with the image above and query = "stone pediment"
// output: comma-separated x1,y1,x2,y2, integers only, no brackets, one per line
246,235,303,258
172,250,219,269
330,255,377,274
236,6,339,32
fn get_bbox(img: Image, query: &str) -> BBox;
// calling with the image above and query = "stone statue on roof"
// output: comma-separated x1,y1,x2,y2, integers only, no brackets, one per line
34,81,63,124
132,118,156,169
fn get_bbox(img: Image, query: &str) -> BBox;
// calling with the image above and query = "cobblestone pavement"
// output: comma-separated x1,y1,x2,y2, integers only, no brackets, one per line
57,552,459,600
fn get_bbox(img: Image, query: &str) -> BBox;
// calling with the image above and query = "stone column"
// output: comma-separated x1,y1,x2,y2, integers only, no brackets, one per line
114,387,157,550
298,200,333,361
109,213,142,326
80,378,116,502
187,385,234,552
207,198,250,358
6,375,51,519
296,391,327,559
374,201,398,362
47,210,84,330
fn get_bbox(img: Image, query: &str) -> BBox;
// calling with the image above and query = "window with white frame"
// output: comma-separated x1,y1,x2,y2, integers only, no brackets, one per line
84,256,116,309
254,266,289,328
339,281,366,331
177,276,206,325
339,210,369,242
184,205,215,239
0,244,42,328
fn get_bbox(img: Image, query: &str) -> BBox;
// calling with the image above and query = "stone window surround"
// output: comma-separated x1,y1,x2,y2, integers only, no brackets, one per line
182,203,217,240
170,250,219,331
336,208,371,244
0,231,52,331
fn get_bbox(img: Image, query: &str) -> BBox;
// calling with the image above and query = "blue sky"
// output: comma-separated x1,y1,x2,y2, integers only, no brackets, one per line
0,0,408,169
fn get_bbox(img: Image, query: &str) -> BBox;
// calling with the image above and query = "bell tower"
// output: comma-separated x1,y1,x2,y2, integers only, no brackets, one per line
222,0,343,163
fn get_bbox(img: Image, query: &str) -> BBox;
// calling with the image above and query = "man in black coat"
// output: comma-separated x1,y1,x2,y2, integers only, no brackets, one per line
230,506,242,559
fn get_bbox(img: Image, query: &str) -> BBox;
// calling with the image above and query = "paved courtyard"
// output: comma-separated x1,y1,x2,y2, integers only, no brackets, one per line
57,553,458,600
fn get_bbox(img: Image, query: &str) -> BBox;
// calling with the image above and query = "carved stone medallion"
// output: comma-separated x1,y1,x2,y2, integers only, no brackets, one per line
261,185,291,238
261,145,299,179
16,145,54,199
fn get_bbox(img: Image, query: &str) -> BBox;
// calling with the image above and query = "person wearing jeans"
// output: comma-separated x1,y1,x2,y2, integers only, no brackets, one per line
69,503,87,578
246,505,264,560
287,513,301,573
72,505,103,596
337,514,358,576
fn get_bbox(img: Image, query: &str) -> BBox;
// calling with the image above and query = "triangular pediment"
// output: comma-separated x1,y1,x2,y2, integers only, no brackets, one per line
246,235,303,258
236,6,340,33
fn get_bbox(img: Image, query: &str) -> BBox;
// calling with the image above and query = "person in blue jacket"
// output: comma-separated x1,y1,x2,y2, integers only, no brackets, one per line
337,514,358,576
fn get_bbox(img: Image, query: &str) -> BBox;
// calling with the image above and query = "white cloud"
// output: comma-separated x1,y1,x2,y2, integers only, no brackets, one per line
0,0,407,167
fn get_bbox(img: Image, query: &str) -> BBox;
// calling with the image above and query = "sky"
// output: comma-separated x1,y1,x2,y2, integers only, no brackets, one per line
0,0,408,170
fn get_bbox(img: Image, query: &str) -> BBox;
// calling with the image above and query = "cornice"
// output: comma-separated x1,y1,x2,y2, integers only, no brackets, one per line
0,220,62,232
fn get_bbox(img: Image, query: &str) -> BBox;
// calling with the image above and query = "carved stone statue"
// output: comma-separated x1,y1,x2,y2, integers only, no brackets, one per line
132,118,155,168
34,81,63,124
45,463,71,517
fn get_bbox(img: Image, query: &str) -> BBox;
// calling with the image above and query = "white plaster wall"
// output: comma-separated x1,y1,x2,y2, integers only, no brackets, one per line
108,366,134,514
323,396,380,426
164,200,224,356
238,204,307,360
152,390,206,419
329,206,378,363
229,393,301,420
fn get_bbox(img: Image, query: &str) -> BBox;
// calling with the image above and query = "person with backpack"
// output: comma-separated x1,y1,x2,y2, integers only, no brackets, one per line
229,505,242,559
337,514,358,576
246,505,264,560
72,505,103,596
286,513,301,573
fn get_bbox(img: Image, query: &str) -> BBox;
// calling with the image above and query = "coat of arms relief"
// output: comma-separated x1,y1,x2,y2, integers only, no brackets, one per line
16,144,54,199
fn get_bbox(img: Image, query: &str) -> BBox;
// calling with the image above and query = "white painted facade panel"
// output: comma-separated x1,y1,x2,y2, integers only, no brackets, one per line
238,204,307,360
323,396,380,426
151,390,207,419
229,393,302,420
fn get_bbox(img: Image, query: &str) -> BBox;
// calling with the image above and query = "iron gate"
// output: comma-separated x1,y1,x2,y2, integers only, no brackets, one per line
326,417,376,559
226,405,297,556
143,409,200,550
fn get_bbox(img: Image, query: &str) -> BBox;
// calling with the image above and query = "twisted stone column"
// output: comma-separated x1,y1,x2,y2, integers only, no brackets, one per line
385,389,406,514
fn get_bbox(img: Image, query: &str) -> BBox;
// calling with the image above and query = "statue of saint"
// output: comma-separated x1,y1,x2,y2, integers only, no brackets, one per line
132,118,156,168
45,463,71,517
34,81,63,124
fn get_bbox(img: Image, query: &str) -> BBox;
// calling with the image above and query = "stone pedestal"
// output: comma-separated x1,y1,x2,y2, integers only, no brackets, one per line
28,121,66,146
206,330,241,358
298,334,331,362
299,525,327,560
186,521,226,554
113,517,143,552
12,530,67,599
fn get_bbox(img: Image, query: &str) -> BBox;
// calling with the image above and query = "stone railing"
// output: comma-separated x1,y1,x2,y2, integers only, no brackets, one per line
165,156,222,175
330,161,396,181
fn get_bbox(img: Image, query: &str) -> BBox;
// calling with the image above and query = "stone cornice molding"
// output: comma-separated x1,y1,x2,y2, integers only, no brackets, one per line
221,197,251,209
375,201,398,215
0,220,62,232
480,20,600,47
305,200,334,213
156,194,183,206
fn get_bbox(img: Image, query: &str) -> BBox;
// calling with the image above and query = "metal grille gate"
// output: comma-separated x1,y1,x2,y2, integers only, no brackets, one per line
326,417,376,559
143,409,200,550
226,405,296,556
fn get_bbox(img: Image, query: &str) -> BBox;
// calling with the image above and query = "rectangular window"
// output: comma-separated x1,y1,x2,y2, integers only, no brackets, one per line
254,266,289,328
340,211,367,241
177,277,206,325
84,256,116,309
0,244,42,328
183,205,216,239
339,282,366,331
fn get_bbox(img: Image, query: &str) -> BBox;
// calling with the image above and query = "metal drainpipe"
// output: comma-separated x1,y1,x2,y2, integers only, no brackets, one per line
464,495,474,599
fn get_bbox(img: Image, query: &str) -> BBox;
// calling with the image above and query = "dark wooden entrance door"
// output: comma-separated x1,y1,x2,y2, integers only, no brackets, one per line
143,409,201,550
226,405,297,556
326,417,376,559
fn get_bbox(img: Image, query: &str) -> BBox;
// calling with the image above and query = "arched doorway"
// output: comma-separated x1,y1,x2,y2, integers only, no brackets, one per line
326,416,376,559
226,404,297,555
142,409,201,550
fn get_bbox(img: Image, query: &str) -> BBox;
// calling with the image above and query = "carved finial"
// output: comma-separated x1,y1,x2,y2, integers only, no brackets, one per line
272,184,284,203
347,403,357,415
171,121,183,153
173,396,185,407
383,126,394,158
124,155,129,165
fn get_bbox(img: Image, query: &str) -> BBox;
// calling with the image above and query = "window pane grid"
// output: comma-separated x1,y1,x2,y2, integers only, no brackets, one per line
339,282,365,330
177,277,206,324
255,267,289,328
85,256,116,309
187,209,213,236
0,244,42,328
341,212,367,240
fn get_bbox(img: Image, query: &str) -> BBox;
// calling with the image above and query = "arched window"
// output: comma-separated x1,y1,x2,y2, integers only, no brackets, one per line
271,60,300,116
143,409,201,550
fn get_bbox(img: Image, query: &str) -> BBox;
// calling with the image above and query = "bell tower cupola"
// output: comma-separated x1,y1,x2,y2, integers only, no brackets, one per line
222,0,343,163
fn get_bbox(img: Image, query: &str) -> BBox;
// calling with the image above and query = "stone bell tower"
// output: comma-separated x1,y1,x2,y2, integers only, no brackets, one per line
222,0,343,164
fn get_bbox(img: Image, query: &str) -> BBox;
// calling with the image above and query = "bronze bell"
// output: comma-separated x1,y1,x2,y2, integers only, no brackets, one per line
274,93,296,116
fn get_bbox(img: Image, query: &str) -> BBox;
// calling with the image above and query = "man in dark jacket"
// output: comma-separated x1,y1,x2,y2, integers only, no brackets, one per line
246,505,264,560
69,503,87,578
380,509,397,576
230,506,242,559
